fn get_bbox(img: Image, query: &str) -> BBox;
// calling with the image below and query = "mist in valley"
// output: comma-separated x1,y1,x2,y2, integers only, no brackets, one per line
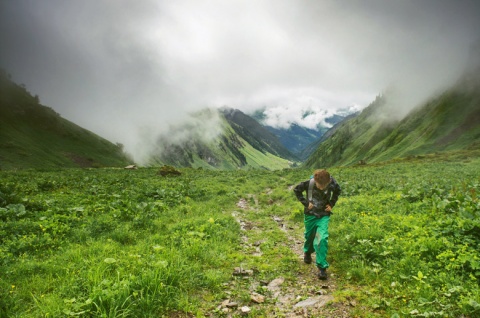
1,0,479,163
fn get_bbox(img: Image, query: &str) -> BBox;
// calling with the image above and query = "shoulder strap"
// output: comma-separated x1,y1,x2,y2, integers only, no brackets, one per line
308,178,315,201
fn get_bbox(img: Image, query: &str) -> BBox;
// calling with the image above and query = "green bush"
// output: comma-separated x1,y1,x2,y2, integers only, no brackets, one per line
0,161,479,317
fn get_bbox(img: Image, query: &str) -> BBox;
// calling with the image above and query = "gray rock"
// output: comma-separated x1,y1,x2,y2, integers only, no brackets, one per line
240,306,251,314
267,277,285,289
250,292,265,303
294,295,334,308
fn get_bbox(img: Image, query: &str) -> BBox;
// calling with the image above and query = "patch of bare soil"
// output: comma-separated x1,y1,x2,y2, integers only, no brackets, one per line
64,152,96,168
219,195,353,317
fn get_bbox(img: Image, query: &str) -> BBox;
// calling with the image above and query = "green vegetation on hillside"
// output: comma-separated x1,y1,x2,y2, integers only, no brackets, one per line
1,158,479,317
250,109,350,159
148,108,296,170
265,124,327,159
0,71,131,169
305,86,480,168
222,108,297,161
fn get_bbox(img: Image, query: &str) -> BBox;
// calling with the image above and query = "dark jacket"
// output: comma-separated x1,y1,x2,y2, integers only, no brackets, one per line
293,177,341,217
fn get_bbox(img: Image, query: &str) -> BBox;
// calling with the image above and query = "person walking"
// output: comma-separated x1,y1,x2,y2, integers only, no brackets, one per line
293,169,341,280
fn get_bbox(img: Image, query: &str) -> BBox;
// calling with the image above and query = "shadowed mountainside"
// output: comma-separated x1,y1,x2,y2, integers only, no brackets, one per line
147,108,298,170
304,79,480,168
0,71,131,169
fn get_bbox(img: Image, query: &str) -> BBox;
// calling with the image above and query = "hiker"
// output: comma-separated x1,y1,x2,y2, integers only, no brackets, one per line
293,169,341,280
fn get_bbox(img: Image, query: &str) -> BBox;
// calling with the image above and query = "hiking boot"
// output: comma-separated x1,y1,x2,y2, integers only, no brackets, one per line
318,268,327,280
303,253,312,264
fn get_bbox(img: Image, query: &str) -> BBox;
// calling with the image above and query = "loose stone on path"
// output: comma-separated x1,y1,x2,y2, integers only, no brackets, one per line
293,295,334,308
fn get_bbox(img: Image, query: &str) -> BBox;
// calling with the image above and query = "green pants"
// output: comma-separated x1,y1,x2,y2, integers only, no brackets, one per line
303,215,330,269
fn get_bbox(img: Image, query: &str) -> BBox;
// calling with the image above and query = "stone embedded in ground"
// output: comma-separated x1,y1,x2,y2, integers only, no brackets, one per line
233,267,253,276
250,292,265,303
294,295,334,308
294,297,320,308
240,306,251,314
253,240,264,246
317,295,335,307
239,220,254,230
252,247,263,256
267,277,285,289
276,294,295,306
272,216,283,222
225,301,238,308
236,199,249,209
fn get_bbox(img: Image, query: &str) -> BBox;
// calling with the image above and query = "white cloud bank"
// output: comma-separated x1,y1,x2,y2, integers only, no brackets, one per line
1,0,479,160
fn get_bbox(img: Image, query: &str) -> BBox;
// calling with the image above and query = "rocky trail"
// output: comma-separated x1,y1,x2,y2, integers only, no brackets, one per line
213,193,353,317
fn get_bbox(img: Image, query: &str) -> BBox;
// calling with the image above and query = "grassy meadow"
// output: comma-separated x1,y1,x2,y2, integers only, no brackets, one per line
1,157,479,317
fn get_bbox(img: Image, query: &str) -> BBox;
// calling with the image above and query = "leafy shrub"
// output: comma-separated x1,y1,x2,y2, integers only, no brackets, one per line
1,162,479,317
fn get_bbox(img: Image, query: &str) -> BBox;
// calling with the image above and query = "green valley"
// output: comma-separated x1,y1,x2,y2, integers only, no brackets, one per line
1,3,479,317
1,157,479,317
146,108,297,170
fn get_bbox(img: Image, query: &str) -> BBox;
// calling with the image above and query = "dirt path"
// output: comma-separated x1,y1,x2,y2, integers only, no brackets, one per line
217,195,353,317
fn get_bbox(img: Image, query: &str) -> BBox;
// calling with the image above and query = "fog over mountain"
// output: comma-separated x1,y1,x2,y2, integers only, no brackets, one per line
1,0,479,161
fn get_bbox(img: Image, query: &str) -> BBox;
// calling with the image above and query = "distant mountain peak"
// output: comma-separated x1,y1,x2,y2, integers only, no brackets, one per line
248,106,352,159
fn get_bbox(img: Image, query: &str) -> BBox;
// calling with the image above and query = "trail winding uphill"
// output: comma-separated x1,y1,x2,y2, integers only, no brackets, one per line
213,190,352,317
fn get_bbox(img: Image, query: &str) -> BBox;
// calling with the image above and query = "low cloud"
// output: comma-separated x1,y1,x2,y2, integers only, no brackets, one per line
133,109,223,165
1,0,479,161
261,102,360,130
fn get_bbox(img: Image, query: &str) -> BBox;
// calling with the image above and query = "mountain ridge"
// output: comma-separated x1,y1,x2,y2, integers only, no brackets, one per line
0,71,131,169
3,57,479,171
146,108,297,170
304,77,480,168
250,110,348,159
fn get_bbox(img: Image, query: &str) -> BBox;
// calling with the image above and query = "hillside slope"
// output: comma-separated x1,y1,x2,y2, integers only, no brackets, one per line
250,109,347,158
0,72,130,169
304,81,480,168
221,108,298,161
265,124,327,159
147,108,297,170
299,112,359,161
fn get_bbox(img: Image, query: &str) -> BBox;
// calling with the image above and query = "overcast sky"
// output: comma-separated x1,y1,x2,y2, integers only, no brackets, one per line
1,0,479,160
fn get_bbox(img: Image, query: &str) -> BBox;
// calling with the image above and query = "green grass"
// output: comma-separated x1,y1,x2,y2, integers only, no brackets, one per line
146,114,295,170
1,158,479,317
241,142,293,170
304,88,480,169
0,75,130,170
0,114,130,169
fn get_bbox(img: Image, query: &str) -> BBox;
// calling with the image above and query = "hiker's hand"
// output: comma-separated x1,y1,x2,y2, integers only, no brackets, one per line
308,202,314,210
325,205,332,212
